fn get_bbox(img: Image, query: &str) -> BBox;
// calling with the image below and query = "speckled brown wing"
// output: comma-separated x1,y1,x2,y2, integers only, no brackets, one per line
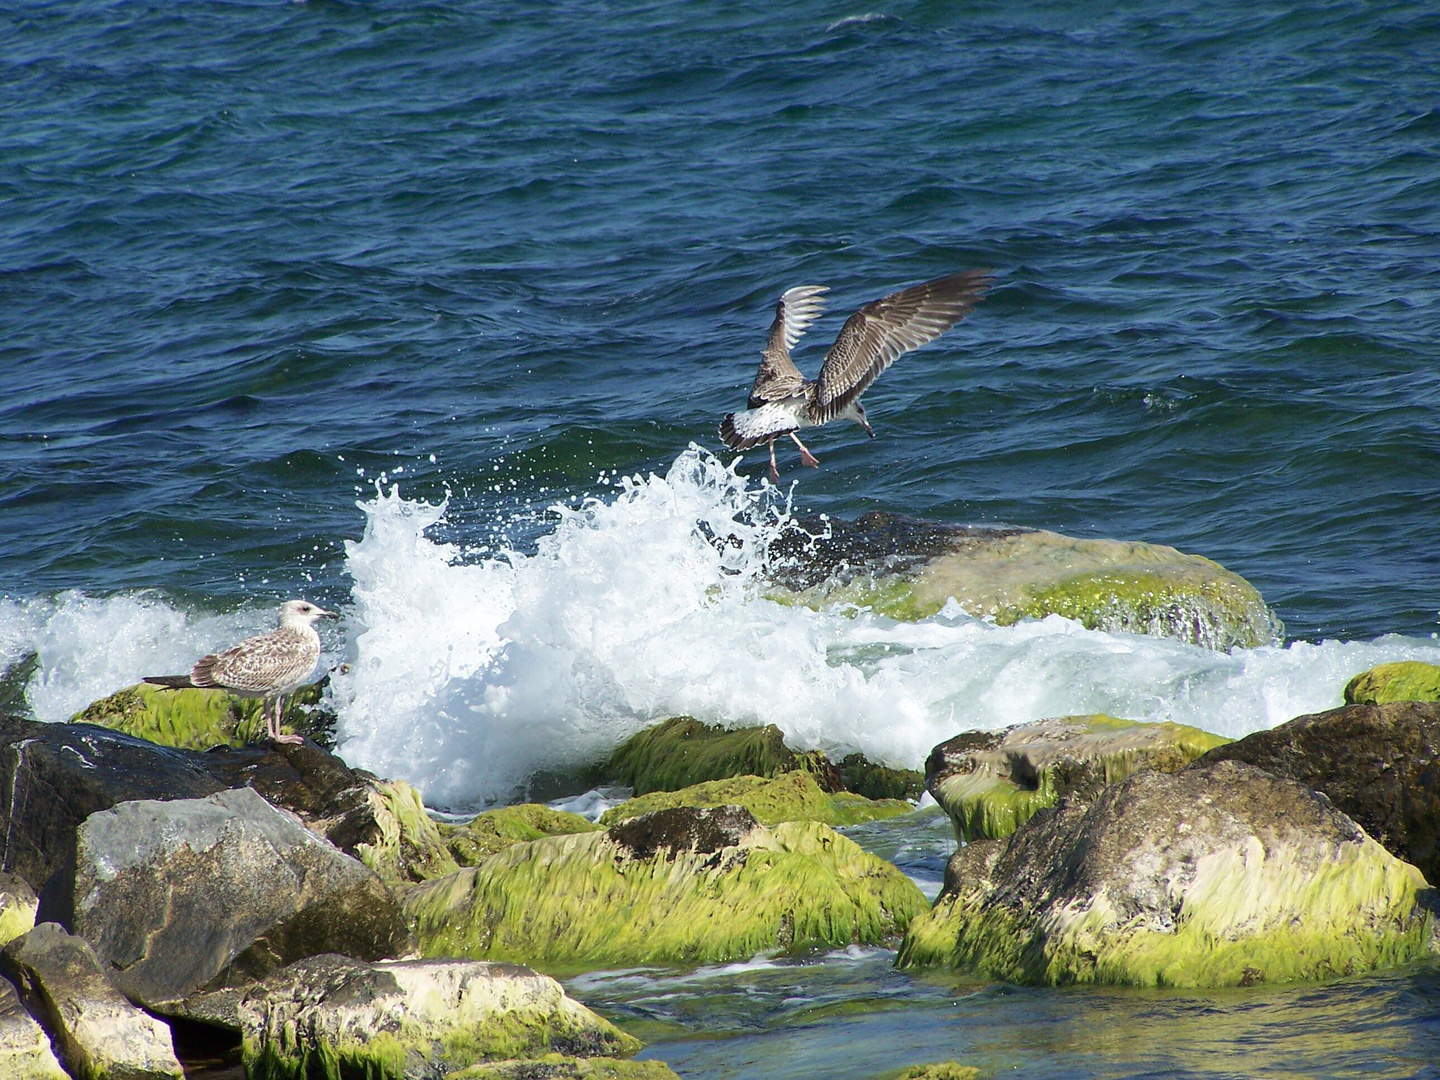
191,627,320,695
746,285,829,407
812,270,992,423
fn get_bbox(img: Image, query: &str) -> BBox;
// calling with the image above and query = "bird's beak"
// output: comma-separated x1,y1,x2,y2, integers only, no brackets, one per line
317,608,340,619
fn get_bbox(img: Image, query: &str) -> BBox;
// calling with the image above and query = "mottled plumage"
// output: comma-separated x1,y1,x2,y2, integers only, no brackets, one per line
719,270,993,479
145,599,336,744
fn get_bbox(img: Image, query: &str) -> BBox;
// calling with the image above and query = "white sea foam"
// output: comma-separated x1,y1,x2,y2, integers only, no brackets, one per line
5,447,1438,813
327,446,1440,810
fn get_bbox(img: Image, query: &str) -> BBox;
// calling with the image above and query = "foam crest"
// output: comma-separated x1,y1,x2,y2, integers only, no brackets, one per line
332,447,1440,811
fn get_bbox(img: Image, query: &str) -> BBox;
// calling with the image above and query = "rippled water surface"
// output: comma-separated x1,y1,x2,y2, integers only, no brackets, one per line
4,1,1440,1075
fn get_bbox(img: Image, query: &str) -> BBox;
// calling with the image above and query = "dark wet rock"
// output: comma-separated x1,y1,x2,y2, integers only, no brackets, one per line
199,953,639,1078
925,715,1228,842
0,716,390,903
65,787,410,1012
606,805,761,860
0,972,68,1080
1343,662,1440,706
765,511,1281,651
1197,700,1440,886
1,922,183,1080
899,760,1437,986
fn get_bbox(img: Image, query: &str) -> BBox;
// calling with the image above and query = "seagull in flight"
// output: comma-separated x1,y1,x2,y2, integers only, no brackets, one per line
719,270,992,480
145,599,337,745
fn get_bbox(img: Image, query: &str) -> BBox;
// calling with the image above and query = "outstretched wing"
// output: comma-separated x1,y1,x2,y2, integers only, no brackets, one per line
812,270,992,423
747,285,829,407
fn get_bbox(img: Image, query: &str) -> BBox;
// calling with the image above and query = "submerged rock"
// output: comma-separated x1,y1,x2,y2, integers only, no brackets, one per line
65,787,410,1012
599,772,913,829
0,874,38,948
1343,661,1440,706
898,760,1437,986
1,922,183,1080
447,1055,680,1079
926,715,1229,842
70,678,335,750
216,953,639,1080
442,805,603,867
881,1066,981,1080
768,512,1281,650
406,807,927,974
1197,700,1440,887
0,974,68,1080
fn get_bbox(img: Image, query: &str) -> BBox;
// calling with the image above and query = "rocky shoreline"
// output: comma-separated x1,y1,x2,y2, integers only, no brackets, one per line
0,654,1437,1077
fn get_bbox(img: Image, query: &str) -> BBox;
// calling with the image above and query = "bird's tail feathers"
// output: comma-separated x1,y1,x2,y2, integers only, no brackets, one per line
719,407,797,452
143,674,196,690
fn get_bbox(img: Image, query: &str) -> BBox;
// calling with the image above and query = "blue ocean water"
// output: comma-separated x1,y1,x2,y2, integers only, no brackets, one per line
4,2,1440,1074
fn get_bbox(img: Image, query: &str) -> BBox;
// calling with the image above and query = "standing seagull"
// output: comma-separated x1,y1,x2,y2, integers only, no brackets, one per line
145,600,336,745
719,270,992,480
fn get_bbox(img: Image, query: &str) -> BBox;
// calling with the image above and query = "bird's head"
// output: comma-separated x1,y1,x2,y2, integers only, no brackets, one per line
278,600,338,629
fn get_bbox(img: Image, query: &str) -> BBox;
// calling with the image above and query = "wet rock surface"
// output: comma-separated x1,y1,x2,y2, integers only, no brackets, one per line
900,760,1437,986
606,805,761,859
1,922,183,1080
1197,700,1440,886
66,787,411,1011
0,973,68,1080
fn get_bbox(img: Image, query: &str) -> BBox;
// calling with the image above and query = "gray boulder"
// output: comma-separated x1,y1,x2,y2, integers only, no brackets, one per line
0,974,67,1080
1197,700,1440,887
192,952,640,1078
1,922,182,1080
67,786,411,1011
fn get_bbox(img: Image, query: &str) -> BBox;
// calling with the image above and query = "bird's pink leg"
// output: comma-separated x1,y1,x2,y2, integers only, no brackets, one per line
789,432,820,468
271,697,304,745
768,438,780,482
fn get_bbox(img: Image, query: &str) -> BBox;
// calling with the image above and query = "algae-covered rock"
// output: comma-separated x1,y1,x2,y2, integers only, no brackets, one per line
447,1054,681,1079
231,953,639,1080
898,760,1437,987
880,1065,981,1080
599,772,913,829
69,678,334,750
2,922,184,1080
604,716,836,795
0,874,37,948
1198,700,1440,888
0,974,68,1080
768,512,1281,650
353,779,462,883
406,807,927,974
443,805,602,867
1344,661,1440,705
926,716,1229,843
835,753,925,802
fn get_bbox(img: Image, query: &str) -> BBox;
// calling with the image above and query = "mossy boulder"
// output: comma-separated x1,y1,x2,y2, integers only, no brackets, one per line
768,512,1281,651
898,760,1438,987
603,716,835,795
405,806,927,975
1344,661,1440,705
353,780,462,883
599,772,913,829
231,953,639,1080
1197,700,1440,887
442,805,602,867
69,679,334,750
447,1057,680,1079
880,1066,981,1080
926,716,1229,843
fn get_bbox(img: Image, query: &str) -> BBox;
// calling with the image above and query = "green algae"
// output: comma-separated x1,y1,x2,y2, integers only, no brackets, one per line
354,779,462,883
1344,661,1440,705
604,716,832,795
0,892,36,947
405,820,927,975
68,680,330,749
443,804,603,866
445,1056,680,1080
931,716,1230,843
835,753,925,801
880,1065,981,1080
598,772,913,829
